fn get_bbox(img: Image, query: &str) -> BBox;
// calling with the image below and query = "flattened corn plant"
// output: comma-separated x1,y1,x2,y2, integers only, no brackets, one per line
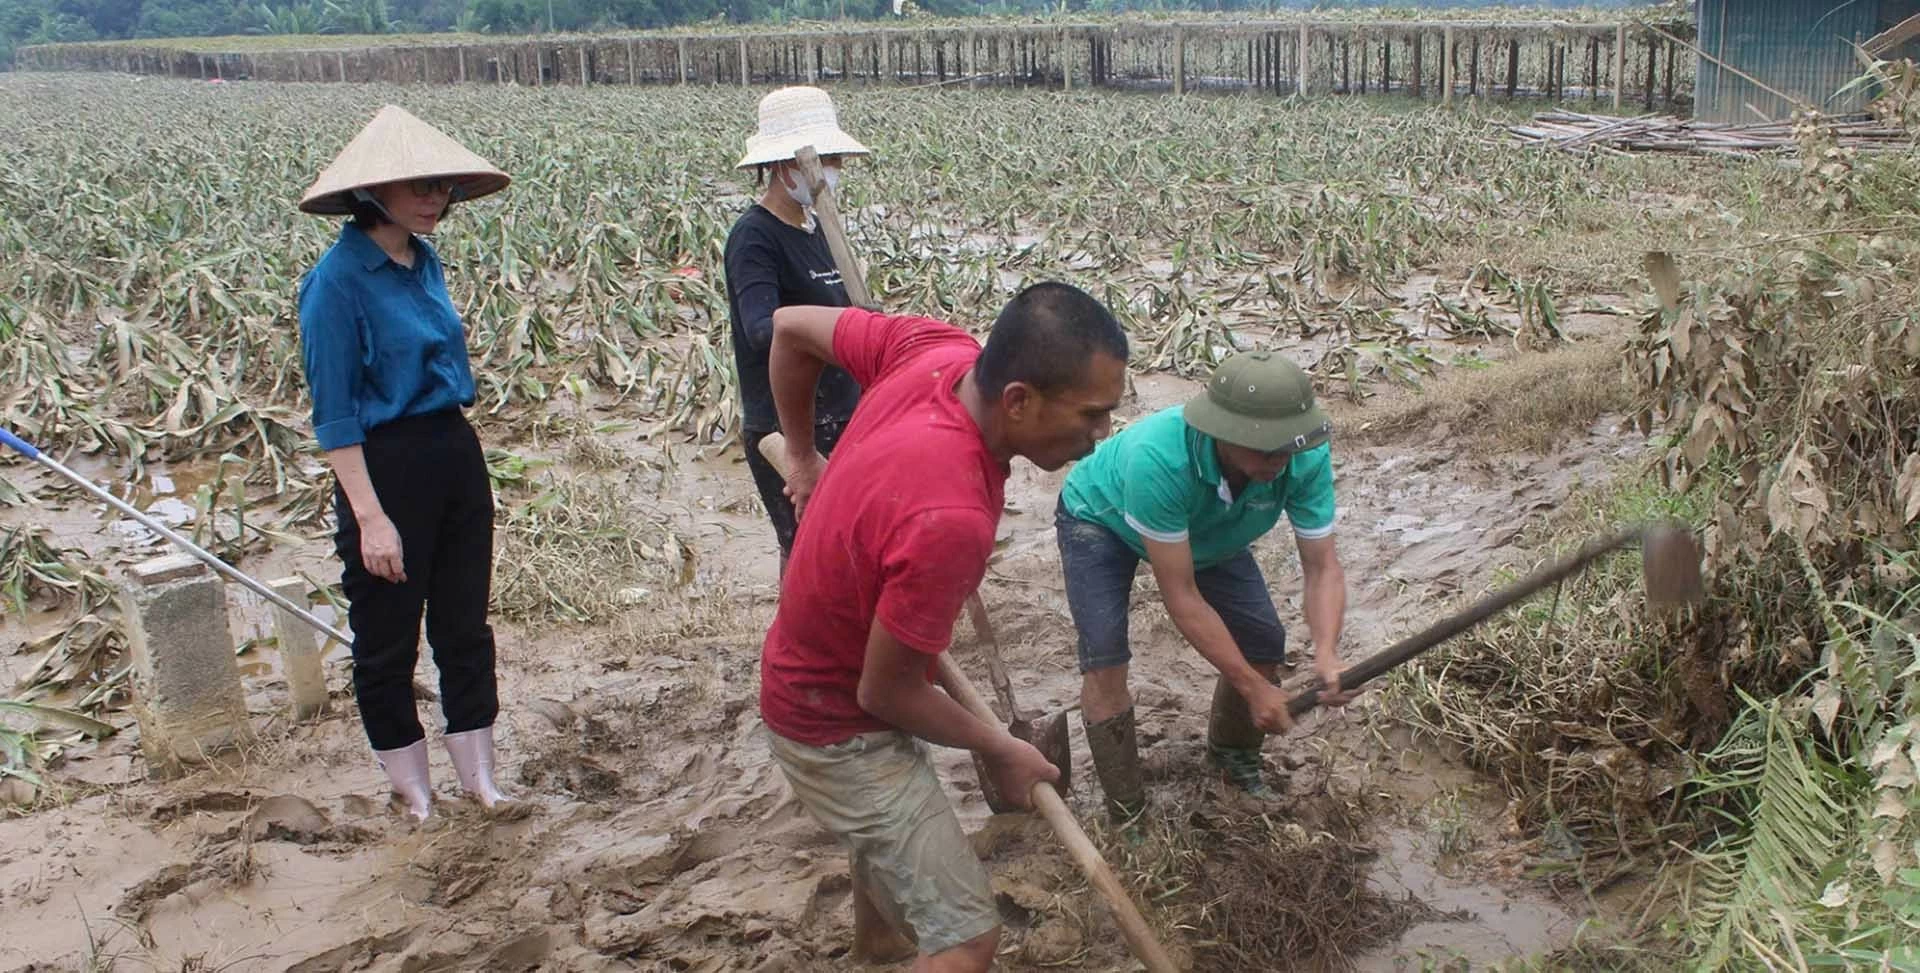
0,71,1797,712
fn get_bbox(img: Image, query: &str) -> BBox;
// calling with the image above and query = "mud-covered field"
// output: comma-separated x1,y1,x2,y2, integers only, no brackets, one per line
0,70,1837,971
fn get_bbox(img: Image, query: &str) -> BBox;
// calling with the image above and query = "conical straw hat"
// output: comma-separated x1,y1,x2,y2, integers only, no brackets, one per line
735,86,871,169
299,105,510,215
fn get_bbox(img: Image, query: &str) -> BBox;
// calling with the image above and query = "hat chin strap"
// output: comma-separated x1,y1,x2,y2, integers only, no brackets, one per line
350,188,400,224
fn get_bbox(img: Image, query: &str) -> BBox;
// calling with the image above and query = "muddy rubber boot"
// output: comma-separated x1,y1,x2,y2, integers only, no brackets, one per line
443,726,512,809
1084,708,1148,824
374,739,434,822
1206,676,1276,800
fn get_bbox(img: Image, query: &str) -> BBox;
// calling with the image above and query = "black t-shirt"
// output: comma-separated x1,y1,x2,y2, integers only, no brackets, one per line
723,204,863,432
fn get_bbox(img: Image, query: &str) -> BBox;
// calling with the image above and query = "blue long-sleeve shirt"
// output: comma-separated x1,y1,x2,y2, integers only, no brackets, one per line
297,222,477,450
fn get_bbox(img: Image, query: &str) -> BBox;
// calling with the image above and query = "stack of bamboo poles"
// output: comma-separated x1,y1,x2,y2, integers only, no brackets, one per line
1510,110,1913,156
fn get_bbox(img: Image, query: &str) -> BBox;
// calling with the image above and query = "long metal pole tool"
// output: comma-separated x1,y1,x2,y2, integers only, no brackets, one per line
0,427,352,648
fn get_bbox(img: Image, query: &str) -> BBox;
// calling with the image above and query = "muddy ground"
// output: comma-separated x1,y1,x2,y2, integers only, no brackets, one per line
0,300,1649,971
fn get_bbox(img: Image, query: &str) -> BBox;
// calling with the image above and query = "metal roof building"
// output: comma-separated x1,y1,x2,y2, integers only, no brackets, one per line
1695,0,1920,121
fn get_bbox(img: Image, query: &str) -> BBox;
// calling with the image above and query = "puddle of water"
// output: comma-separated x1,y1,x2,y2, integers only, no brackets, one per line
1357,827,1579,970
125,458,223,510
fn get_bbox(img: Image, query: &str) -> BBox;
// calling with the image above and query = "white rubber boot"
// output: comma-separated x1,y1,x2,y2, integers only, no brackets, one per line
443,726,511,808
373,739,433,822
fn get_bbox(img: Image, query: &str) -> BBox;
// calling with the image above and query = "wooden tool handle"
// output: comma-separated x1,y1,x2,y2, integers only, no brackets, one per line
1285,527,1643,716
963,588,1020,721
793,145,879,311
759,433,1180,972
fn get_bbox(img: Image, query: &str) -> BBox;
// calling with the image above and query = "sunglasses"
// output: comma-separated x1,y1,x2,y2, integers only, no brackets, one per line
406,177,458,198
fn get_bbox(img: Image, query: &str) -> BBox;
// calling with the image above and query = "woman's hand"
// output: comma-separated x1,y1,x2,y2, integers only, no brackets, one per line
359,512,408,584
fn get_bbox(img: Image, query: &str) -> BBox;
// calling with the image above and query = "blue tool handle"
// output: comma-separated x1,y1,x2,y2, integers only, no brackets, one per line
0,428,40,460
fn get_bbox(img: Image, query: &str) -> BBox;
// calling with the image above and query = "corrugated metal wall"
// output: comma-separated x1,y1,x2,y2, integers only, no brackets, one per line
1695,0,1889,122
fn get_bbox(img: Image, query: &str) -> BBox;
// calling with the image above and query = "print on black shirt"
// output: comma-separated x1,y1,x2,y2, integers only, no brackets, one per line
723,204,864,433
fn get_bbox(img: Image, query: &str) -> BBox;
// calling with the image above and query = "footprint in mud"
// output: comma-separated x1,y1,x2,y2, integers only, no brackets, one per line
246,794,333,844
520,750,622,800
112,839,264,924
148,790,256,821
114,862,191,922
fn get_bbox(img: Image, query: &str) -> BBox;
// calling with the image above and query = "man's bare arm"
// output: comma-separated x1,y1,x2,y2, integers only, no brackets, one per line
1142,536,1294,733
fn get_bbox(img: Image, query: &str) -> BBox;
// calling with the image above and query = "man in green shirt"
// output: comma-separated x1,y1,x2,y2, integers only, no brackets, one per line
1056,351,1356,820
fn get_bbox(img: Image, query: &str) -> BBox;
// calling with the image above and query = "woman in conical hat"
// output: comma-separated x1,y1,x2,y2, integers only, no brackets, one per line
295,105,512,822
724,86,872,575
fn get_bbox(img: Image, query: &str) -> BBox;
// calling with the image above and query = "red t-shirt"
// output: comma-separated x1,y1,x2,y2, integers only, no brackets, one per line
759,308,1008,746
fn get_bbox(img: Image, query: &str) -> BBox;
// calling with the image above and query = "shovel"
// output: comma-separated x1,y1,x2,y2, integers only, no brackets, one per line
962,593,1072,813
754,431,1179,973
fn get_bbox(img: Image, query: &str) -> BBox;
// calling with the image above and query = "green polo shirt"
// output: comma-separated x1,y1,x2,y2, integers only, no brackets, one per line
1060,406,1336,569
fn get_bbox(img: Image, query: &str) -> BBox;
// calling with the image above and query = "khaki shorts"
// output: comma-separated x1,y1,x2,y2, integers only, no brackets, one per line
767,729,998,954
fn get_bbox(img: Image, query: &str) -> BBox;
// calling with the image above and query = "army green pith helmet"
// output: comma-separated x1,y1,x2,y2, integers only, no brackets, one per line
1183,351,1332,453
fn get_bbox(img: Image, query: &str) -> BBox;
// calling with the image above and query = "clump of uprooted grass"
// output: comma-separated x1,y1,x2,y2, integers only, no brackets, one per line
491,473,689,624
1339,339,1633,453
1081,793,1441,972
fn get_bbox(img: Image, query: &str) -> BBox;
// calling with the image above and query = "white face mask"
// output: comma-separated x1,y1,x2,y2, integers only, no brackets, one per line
781,164,842,208
782,167,812,208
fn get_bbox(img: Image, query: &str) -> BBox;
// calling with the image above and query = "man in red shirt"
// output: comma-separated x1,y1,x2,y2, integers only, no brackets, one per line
761,283,1128,970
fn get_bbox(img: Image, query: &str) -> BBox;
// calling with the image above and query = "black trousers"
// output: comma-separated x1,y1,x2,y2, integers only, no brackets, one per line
743,419,849,562
333,410,498,751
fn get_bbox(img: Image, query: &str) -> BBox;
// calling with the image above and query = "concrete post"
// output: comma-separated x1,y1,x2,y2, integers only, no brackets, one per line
458,47,466,84
1298,24,1310,96
1173,28,1185,96
120,555,250,775
1061,30,1071,91
679,38,690,84
739,38,749,86
1443,27,1454,106
335,51,345,83
268,578,331,721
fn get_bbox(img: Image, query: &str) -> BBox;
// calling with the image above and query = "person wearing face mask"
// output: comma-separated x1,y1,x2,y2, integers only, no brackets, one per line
724,86,871,575
295,105,513,822
1055,351,1359,824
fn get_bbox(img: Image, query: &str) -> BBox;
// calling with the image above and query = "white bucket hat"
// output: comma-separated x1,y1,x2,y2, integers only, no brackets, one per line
299,105,511,216
734,86,871,170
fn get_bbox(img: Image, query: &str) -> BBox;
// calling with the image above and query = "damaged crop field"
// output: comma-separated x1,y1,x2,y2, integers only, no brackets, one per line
2,53,1917,972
